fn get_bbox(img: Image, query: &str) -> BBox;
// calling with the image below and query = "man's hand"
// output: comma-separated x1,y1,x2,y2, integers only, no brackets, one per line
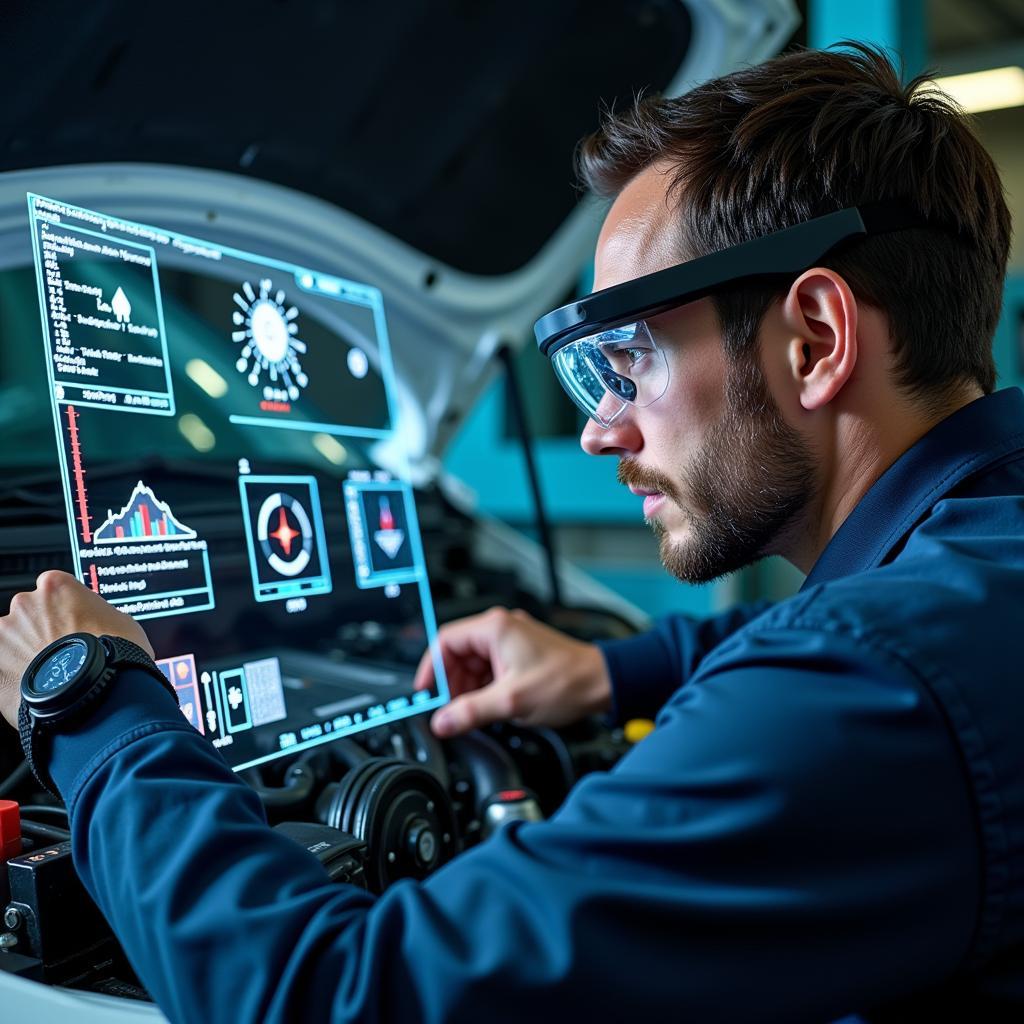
413,606,612,738
0,570,154,728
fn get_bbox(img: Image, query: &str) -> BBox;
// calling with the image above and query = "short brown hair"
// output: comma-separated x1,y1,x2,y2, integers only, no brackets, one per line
578,43,1012,403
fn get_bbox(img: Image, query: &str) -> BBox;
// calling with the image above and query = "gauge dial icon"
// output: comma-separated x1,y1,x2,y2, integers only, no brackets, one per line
239,475,332,603
257,492,313,577
232,278,309,400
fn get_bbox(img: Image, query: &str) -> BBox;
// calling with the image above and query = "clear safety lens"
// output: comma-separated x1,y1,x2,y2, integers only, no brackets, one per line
550,321,669,428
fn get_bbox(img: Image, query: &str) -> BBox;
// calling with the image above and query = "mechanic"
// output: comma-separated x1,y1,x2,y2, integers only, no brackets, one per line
1,42,1021,1022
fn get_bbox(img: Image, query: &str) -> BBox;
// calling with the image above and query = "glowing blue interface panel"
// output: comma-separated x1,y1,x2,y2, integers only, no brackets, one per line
28,193,449,772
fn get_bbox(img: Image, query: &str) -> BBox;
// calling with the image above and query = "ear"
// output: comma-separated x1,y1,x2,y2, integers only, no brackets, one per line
780,268,859,411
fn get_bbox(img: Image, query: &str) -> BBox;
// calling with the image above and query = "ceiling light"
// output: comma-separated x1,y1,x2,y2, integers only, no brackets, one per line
185,358,228,399
312,433,348,465
178,413,216,453
933,66,1024,114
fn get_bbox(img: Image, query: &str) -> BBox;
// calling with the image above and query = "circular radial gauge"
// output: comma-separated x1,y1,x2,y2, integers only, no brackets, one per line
232,278,310,400
257,492,313,577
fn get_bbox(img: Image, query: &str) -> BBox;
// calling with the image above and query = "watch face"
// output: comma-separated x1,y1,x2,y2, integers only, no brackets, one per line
32,638,90,695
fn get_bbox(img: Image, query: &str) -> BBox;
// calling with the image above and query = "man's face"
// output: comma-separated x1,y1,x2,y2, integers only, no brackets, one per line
580,164,818,583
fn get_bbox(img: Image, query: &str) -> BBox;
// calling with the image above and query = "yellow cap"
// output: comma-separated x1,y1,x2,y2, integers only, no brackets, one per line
624,718,655,744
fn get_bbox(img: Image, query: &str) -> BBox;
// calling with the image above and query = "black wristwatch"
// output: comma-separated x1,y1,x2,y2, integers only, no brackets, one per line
18,633,179,796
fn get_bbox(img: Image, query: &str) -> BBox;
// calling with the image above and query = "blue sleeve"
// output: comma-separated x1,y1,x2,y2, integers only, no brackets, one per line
49,624,979,1024
596,600,771,722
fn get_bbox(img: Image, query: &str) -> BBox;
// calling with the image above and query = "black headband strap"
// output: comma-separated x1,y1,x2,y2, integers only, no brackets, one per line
535,201,940,357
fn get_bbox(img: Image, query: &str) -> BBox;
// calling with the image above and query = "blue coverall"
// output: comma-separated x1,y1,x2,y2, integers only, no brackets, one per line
47,388,1024,1021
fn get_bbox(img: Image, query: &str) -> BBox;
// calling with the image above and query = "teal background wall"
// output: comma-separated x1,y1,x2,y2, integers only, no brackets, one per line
808,0,925,70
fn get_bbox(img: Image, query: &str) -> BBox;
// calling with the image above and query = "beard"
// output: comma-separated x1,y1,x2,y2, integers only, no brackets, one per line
617,356,817,584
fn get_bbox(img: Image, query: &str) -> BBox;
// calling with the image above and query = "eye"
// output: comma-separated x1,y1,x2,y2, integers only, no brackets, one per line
620,346,648,366
606,342,652,371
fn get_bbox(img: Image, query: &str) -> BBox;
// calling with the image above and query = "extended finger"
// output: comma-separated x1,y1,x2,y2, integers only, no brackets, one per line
430,675,527,738
413,608,512,689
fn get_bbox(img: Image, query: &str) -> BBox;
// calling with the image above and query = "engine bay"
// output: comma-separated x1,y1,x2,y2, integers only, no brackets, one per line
0,193,637,1006
1,696,632,998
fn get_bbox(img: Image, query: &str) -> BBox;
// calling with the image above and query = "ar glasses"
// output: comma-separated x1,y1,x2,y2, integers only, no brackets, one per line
550,320,669,428
535,202,931,427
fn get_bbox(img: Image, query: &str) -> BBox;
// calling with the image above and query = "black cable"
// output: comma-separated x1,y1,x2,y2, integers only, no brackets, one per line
0,759,30,798
18,804,68,822
329,738,371,773
20,819,70,843
242,761,316,809
498,344,563,607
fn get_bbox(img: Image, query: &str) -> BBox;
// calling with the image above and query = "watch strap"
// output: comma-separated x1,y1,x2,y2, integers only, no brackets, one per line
101,636,179,708
19,696,59,798
18,635,179,798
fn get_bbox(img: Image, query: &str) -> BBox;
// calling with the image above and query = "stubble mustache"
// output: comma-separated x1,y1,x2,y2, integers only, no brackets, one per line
616,458,685,509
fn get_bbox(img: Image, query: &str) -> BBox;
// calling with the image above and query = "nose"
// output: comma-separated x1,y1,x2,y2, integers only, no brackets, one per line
580,407,643,457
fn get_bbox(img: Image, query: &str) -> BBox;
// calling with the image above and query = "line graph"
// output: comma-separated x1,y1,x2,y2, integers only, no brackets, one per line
56,402,216,619
94,480,197,544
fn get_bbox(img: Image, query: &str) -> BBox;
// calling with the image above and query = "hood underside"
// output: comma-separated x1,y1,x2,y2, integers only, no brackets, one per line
0,0,798,466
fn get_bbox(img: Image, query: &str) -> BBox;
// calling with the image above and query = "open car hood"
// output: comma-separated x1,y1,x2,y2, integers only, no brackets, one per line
0,0,798,473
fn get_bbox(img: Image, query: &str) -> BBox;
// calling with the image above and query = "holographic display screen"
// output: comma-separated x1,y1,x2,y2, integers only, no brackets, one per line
28,193,449,772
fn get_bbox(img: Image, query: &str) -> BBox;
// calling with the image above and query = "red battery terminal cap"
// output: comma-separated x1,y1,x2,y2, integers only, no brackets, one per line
0,799,22,861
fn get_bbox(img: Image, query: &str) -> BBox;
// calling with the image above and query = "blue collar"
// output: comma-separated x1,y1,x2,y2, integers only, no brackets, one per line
802,388,1024,590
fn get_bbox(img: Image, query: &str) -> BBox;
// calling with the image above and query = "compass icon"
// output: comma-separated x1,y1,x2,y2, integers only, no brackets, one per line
257,492,313,577
232,278,309,400
239,475,332,603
